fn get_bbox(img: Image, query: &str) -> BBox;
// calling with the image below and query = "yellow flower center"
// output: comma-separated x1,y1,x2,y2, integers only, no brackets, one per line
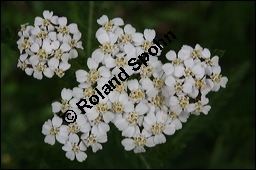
151,95,163,107
211,74,222,83
134,135,147,146
190,50,202,59
127,112,140,125
96,103,108,114
87,135,97,145
103,20,113,32
142,41,153,51
151,123,165,135
72,144,80,152
119,34,132,44
100,42,115,55
115,57,127,67
173,58,183,66
130,89,144,101
87,69,100,85
112,102,124,114
178,96,189,108
50,127,59,136
140,65,153,78
68,122,80,134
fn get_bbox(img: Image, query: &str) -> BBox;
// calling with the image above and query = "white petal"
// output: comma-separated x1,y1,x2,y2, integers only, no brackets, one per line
201,48,211,58
34,17,43,26
52,116,63,127
58,17,67,26
174,66,185,78
92,143,102,153
135,102,148,115
60,43,71,52
33,70,43,80
44,135,55,145
112,18,124,26
48,58,59,69
87,58,99,69
122,126,135,137
25,68,33,76
51,41,60,50
68,24,78,34
162,63,174,75
43,68,54,79
43,10,53,20
61,88,72,101
183,83,192,94
144,29,155,41
30,43,39,53
121,139,135,151
99,67,111,78
163,124,176,135
48,32,57,41
97,15,108,25
92,49,104,63
154,134,166,144
65,151,75,161
97,32,109,45
165,76,176,87
76,151,87,162
52,102,61,113
220,77,228,88
75,70,87,83
166,50,176,61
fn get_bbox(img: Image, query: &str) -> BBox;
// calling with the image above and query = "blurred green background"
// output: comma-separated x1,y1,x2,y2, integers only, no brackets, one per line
1,1,255,169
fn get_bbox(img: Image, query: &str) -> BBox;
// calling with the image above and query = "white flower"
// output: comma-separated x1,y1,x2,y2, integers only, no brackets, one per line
62,134,87,162
115,24,136,49
75,58,111,85
92,31,119,63
115,102,148,137
56,17,79,41
96,15,124,35
162,105,190,130
85,96,114,124
67,114,91,135
189,96,211,115
34,10,58,31
42,115,69,145
18,23,33,37
109,92,134,119
169,94,195,114
162,50,187,78
52,88,80,113
127,79,145,102
63,33,84,58
121,129,155,153
80,126,108,153
165,77,193,95
208,66,228,91
17,54,33,76
143,111,175,144
17,36,35,54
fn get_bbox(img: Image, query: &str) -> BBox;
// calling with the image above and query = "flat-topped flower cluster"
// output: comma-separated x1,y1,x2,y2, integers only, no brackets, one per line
37,13,228,162
17,10,83,79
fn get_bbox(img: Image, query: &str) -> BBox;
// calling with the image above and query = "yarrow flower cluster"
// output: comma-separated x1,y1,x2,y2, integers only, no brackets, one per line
17,10,83,80
41,14,228,162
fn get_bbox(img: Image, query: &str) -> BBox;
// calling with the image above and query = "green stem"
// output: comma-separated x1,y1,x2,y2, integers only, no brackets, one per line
139,154,151,169
87,1,94,60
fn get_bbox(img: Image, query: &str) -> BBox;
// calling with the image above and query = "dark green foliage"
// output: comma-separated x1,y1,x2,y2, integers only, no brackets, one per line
1,1,255,169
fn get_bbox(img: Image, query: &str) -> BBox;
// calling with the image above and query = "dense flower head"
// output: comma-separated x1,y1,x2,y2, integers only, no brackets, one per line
17,10,84,80
41,14,228,162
